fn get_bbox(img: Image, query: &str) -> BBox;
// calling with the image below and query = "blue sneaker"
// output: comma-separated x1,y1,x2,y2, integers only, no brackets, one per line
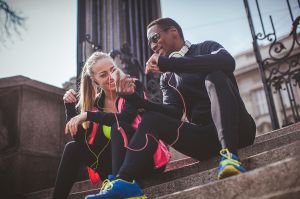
85,175,147,199
218,148,246,179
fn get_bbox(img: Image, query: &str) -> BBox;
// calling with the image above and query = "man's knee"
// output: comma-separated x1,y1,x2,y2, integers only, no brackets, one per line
140,111,161,126
205,71,228,91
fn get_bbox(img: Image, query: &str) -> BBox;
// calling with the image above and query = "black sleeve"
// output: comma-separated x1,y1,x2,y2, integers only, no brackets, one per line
64,103,78,121
64,102,87,143
158,41,235,73
86,81,144,126
122,75,183,119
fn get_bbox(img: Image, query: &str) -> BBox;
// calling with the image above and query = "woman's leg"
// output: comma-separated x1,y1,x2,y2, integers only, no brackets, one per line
52,141,86,199
117,111,222,181
110,121,135,176
53,138,112,199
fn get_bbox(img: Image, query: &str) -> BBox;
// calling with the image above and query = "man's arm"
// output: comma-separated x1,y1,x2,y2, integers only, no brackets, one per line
158,41,235,73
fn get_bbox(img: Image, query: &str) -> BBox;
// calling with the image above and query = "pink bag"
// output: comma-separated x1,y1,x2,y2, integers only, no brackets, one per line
87,166,101,185
153,140,172,169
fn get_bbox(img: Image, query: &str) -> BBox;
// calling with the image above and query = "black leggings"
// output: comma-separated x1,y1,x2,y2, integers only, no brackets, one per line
53,122,162,199
52,138,112,199
117,71,256,179
110,121,165,181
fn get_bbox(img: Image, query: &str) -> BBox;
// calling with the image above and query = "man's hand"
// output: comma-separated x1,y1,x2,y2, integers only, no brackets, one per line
63,89,77,103
145,53,161,74
115,70,136,95
65,112,87,136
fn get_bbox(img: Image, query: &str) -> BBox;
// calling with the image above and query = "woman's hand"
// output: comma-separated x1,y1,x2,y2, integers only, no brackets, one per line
63,89,77,103
65,112,87,136
115,70,136,96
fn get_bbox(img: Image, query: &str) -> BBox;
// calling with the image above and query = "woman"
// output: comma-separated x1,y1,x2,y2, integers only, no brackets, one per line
52,52,161,199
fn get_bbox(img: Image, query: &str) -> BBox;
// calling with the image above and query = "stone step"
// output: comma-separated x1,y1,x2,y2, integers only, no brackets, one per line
24,123,300,199
141,129,300,189
143,140,300,198
157,156,300,199
258,186,300,199
254,122,300,144
66,133,300,199
167,122,300,171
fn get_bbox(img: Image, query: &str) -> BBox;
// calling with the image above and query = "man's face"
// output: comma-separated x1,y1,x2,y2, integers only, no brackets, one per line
147,25,176,56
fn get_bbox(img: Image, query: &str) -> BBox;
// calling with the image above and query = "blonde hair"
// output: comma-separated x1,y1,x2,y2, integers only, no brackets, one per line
77,51,114,129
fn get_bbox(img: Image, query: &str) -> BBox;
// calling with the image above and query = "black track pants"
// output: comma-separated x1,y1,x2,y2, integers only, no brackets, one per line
118,71,256,179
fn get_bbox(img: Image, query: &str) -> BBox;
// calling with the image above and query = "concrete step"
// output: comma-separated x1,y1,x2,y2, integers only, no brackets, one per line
66,131,300,199
254,122,300,144
143,140,300,198
141,129,300,189
25,123,300,199
258,186,300,199
157,156,300,199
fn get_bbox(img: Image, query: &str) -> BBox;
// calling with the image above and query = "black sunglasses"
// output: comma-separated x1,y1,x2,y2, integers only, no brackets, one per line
148,27,170,46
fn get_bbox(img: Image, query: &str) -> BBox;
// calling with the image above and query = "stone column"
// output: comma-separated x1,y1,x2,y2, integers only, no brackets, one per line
0,76,69,196
77,0,161,76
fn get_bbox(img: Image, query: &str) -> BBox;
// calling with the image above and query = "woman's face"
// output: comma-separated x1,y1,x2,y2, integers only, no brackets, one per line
91,58,116,92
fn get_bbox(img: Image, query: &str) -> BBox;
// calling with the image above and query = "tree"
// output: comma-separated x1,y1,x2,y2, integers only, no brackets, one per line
0,0,25,45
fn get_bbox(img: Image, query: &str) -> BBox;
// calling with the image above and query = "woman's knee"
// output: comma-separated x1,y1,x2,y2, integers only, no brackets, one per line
63,141,82,154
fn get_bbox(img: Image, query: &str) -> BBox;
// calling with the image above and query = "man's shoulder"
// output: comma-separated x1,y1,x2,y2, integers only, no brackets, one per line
191,40,223,55
193,40,220,48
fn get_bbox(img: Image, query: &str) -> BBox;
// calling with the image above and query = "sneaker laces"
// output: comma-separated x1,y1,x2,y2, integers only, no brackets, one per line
100,179,113,192
220,148,241,165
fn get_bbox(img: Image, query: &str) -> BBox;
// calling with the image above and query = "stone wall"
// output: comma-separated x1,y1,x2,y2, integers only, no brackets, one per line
0,76,70,196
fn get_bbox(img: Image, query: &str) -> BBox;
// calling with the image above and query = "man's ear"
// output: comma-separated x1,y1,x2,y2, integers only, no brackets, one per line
169,26,178,33
169,27,179,38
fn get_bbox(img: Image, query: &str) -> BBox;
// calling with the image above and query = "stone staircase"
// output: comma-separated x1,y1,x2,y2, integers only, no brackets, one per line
25,123,300,199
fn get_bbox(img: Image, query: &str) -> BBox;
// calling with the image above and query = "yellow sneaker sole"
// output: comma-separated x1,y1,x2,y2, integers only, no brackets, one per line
218,165,241,180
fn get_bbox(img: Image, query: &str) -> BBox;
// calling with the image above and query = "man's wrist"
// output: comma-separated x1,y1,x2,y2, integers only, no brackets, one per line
158,56,169,72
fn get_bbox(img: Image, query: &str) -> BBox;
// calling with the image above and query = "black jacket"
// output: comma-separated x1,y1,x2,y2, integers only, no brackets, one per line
124,40,238,125
64,81,144,144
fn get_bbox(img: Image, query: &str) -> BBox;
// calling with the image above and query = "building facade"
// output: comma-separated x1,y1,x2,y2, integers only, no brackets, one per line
234,34,300,134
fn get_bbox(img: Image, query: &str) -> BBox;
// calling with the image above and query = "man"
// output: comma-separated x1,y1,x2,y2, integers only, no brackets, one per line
86,17,256,199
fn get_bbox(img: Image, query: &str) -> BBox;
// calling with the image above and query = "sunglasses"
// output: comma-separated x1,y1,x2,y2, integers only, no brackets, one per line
148,27,170,46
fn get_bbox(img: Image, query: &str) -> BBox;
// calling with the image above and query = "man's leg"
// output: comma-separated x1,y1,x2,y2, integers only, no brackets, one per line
205,71,256,179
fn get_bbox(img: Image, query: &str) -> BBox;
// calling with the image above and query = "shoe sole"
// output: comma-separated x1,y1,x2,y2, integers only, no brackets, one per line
218,165,242,179
127,195,147,199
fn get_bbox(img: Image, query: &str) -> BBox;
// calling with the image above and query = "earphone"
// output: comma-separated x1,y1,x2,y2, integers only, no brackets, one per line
169,40,192,58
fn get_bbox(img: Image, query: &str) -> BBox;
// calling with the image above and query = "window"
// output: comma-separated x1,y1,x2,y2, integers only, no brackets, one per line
253,89,269,116
281,87,292,108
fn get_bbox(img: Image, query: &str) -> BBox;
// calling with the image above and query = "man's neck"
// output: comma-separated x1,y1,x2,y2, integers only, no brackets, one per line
175,40,185,51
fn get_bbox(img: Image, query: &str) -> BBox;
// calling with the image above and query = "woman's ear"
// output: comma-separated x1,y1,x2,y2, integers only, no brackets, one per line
89,76,99,86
